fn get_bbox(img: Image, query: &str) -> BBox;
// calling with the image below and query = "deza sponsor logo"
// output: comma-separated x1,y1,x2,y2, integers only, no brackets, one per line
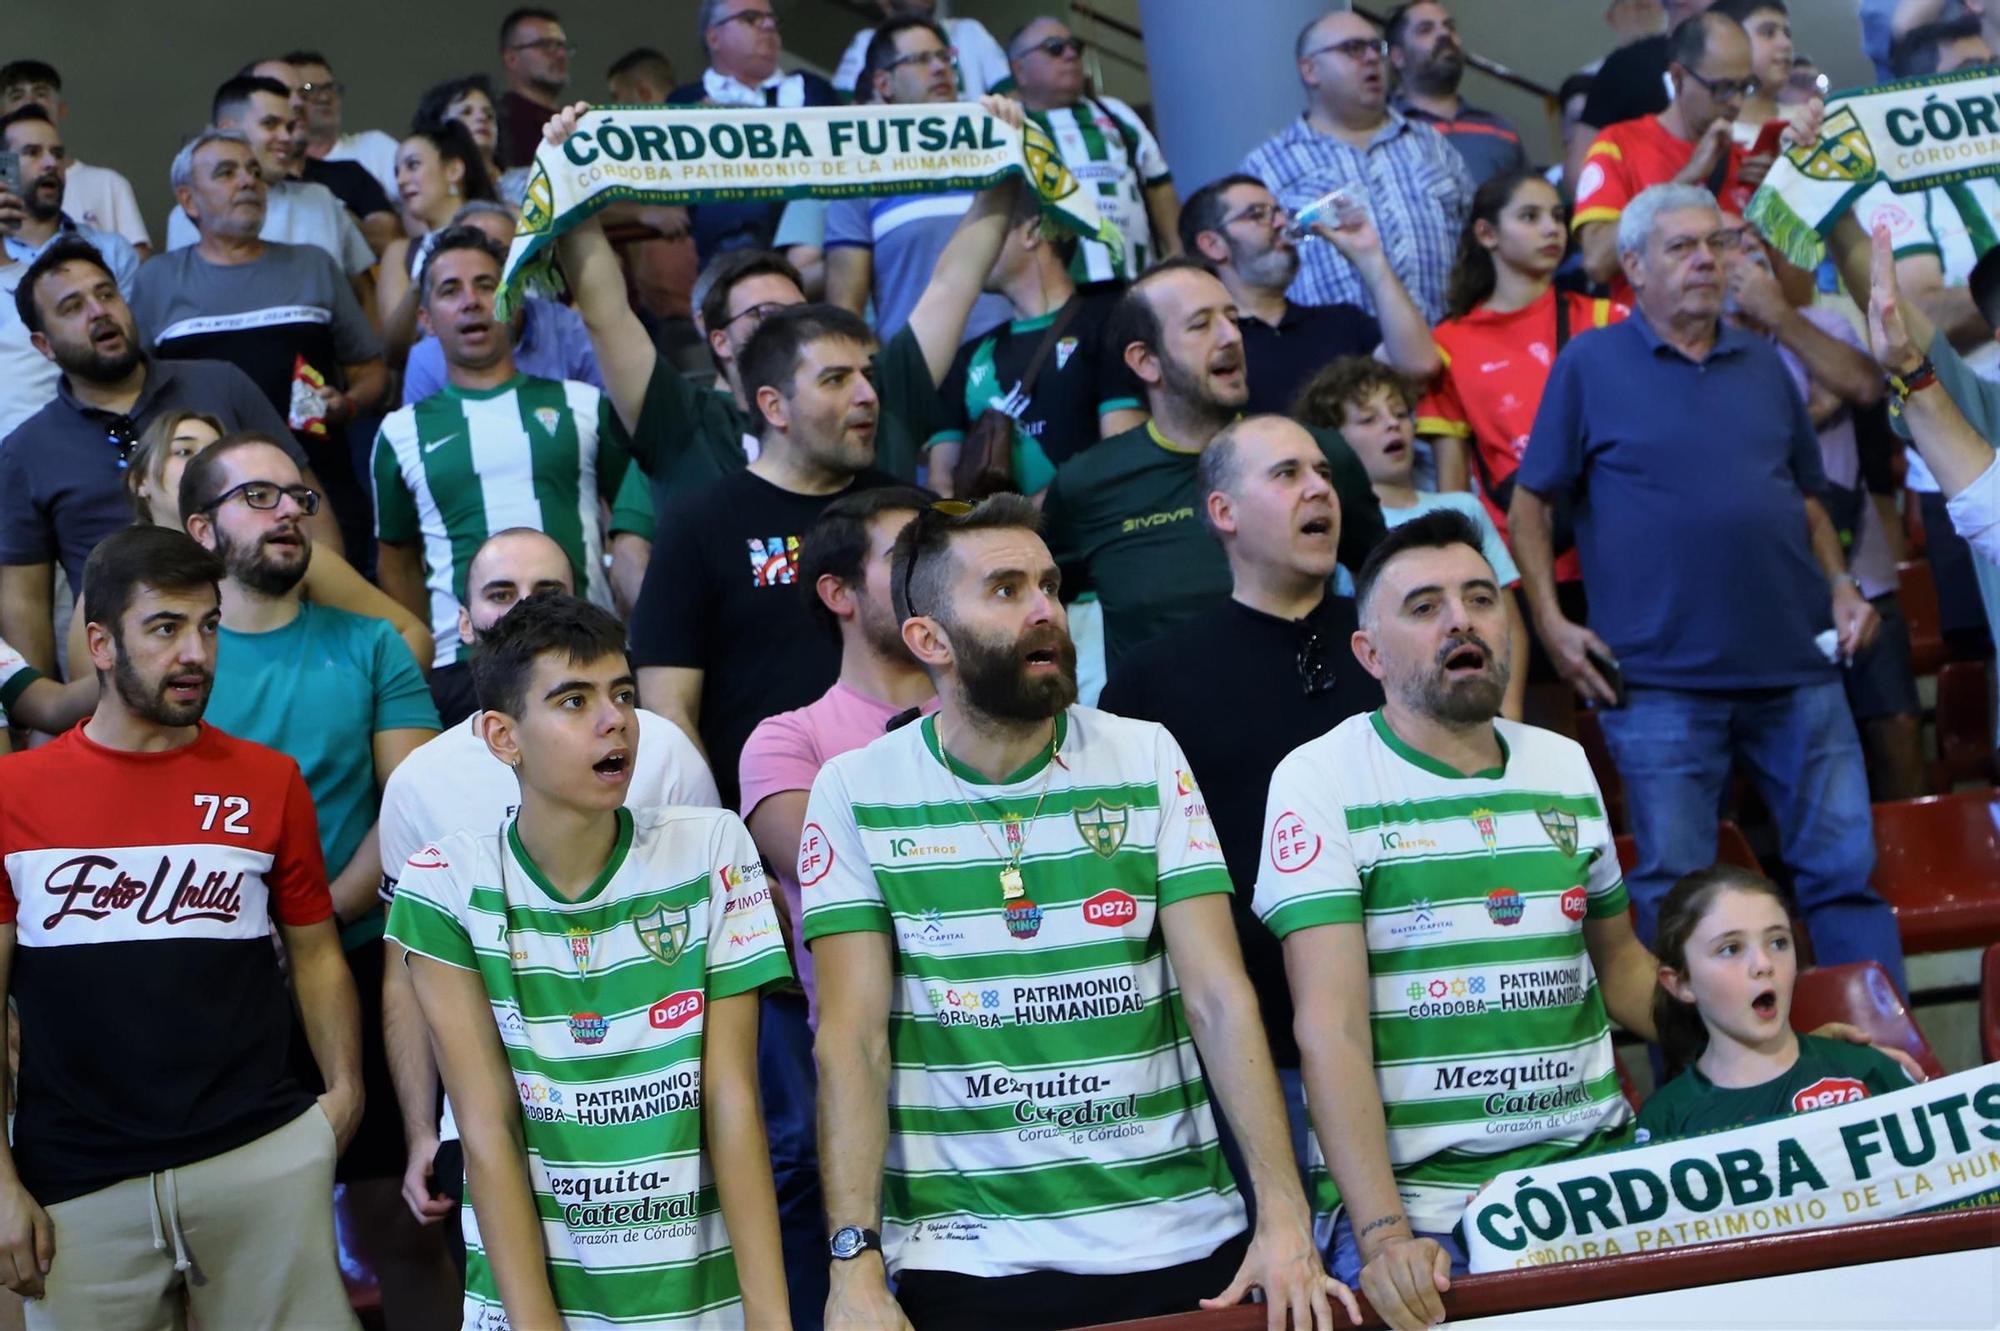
649,990,704,1031
1082,889,1137,928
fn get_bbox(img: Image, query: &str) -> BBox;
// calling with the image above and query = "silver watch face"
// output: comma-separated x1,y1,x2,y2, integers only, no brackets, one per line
830,1226,865,1258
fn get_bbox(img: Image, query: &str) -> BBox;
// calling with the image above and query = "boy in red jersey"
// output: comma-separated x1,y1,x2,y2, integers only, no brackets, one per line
0,525,361,1330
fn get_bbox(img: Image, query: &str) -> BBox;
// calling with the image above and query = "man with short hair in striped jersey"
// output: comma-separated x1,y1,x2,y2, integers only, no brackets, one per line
1255,509,1658,1331
804,495,1355,1331
371,224,632,725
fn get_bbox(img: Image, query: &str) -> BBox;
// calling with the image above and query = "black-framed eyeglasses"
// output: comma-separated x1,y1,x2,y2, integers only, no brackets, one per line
900,500,975,620
1296,625,1337,696
510,37,577,56
104,418,137,470
883,46,960,74
710,8,779,32
1223,201,1286,229
298,80,344,100
199,480,321,516
1681,67,1751,101
1018,36,1086,60
722,299,791,333
1303,37,1389,62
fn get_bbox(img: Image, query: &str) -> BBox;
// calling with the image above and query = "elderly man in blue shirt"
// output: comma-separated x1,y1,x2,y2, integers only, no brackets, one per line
1508,181,1908,999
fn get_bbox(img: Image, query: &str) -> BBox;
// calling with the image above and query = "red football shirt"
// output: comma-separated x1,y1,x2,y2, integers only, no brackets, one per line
1416,288,1629,584
1572,113,1748,303
0,723,332,1201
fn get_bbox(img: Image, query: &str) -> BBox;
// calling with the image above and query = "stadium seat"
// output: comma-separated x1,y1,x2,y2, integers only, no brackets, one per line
1574,708,1625,833
1983,943,2000,1064
1788,961,1947,1081
1931,659,1994,789
1613,820,1762,876
1869,791,2000,954
1898,559,1947,678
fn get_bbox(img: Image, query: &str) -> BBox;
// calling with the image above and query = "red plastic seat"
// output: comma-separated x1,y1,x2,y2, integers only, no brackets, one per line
1788,961,1947,1081
1932,659,1995,788
1898,559,1947,678
1983,943,2000,1064
1869,790,2000,953
1613,820,1763,877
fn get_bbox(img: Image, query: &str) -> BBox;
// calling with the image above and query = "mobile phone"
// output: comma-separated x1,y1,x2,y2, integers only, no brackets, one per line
0,151,19,199
1585,647,1627,709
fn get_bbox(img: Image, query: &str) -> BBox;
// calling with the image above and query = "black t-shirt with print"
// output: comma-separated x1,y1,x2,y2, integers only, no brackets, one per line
629,466,903,809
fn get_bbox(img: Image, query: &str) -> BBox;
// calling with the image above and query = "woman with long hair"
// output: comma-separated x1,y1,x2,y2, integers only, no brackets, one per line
1417,171,1624,687
376,122,497,362
62,411,434,679
415,75,530,207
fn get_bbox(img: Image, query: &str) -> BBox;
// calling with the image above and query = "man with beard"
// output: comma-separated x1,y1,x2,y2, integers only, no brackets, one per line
180,434,444,1326
1242,8,1472,322
1100,416,1384,1171
1181,174,1436,419
736,486,931,1331
1253,508,1657,1331
372,227,631,725
1512,183,1905,994
1386,3,1528,187
133,129,386,563
630,304,929,812
378,528,717,1287
0,105,138,438
804,494,1355,1331
0,237,327,683
0,524,362,1326
825,16,1012,342
1042,259,1385,669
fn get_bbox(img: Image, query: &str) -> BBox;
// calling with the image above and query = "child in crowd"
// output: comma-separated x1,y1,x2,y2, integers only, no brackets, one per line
1638,866,1913,1142
386,592,792,1329
1296,356,1529,720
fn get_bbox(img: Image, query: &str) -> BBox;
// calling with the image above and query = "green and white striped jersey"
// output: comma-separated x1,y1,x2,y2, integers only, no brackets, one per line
385,805,792,1331
1030,96,1172,284
799,706,1246,1278
1253,711,1632,1234
372,374,631,667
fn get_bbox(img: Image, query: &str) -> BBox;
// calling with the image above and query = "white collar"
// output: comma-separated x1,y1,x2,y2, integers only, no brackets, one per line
702,65,791,106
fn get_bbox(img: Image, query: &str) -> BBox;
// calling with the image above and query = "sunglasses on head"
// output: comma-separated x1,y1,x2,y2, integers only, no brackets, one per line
899,499,975,621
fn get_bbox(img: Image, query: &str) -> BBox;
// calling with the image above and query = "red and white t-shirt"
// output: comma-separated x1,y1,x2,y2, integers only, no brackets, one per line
1417,288,1628,584
1572,114,1748,303
0,723,332,1203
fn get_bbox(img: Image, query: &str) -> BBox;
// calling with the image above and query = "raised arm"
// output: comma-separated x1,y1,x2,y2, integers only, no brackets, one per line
1318,214,1439,381
904,97,1028,388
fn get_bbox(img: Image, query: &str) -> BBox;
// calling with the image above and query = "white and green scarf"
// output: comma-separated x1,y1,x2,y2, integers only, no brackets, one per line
1748,67,2000,268
496,102,1119,316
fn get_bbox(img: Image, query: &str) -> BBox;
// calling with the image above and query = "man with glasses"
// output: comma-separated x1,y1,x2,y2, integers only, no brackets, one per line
0,237,324,686
670,0,840,262
1386,2,1529,187
498,7,574,171
833,0,1012,97
1099,414,1383,1179
182,432,448,1330
1007,16,1181,285
1180,173,1437,418
1243,8,1473,322
826,16,1013,340
291,51,399,199
1511,182,1906,996
1573,11,1756,297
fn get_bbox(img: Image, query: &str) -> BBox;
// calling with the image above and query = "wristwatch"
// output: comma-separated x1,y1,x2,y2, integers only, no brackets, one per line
829,1226,882,1261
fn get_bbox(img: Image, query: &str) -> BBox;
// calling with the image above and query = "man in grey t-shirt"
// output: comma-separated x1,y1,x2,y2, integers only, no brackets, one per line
824,15,1009,340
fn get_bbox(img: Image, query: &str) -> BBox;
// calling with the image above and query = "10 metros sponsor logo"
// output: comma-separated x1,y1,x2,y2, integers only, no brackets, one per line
964,1068,1146,1146
545,1163,703,1245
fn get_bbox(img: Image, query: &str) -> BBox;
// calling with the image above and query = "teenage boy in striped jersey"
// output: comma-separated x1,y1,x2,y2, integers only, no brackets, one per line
804,495,1355,1331
386,593,792,1329
372,226,631,715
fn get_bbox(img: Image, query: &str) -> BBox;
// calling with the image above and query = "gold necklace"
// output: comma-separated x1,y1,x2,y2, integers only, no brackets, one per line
939,718,1060,903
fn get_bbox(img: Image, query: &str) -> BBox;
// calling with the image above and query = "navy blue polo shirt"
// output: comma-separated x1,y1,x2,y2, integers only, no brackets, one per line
0,357,300,588
1516,311,1835,690
1241,300,1382,417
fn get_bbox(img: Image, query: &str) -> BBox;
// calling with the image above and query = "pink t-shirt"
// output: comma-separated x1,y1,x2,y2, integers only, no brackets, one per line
739,681,938,1022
